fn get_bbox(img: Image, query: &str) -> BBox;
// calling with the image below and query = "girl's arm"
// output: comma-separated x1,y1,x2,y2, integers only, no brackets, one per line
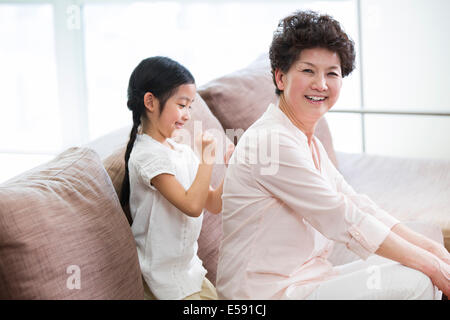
151,133,217,218
204,142,234,214
151,163,214,217
375,231,450,296
205,181,224,214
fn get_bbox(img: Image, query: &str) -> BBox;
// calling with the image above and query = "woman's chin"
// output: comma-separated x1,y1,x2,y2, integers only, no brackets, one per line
307,107,329,121
315,105,332,117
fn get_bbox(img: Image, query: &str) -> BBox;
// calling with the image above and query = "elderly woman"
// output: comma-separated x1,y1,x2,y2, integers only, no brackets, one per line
216,11,450,300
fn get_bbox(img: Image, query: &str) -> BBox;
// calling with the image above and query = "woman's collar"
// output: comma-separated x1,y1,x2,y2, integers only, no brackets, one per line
267,103,309,143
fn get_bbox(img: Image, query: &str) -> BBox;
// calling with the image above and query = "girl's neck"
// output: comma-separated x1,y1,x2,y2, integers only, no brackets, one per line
141,121,173,149
278,93,316,146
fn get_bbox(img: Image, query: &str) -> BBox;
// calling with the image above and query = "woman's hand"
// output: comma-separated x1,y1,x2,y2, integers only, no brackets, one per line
429,257,450,297
430,243,450,266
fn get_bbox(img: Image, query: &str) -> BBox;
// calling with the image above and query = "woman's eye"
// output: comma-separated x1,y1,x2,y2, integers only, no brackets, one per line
328,72,339,77
178,104,186,108
303,69,313,73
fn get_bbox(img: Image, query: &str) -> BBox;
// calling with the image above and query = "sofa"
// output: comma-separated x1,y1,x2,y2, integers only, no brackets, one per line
1,55,448,299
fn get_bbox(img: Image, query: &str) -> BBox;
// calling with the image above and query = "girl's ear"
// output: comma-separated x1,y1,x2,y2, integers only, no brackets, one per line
274,68,285,91
143,92,157,112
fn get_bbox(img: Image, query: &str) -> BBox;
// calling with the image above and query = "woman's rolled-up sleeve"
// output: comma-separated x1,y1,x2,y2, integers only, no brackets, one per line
251,134,392,260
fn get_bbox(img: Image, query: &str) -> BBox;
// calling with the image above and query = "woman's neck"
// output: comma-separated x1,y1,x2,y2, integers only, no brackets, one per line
278,93,316,146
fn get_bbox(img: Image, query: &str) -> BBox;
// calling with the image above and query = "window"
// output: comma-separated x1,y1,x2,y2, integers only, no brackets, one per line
83,0,359,140
333,0,450,159
0,3,60,182
0,4,61,153
1,0,449,183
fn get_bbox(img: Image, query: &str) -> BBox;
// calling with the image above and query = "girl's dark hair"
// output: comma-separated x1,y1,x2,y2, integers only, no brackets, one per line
269,10,356,95
121,56,195,225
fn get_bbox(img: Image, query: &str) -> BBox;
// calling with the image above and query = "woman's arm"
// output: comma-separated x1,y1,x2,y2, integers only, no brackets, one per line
327,147,450,269
376,231,450,296
391,223,450,265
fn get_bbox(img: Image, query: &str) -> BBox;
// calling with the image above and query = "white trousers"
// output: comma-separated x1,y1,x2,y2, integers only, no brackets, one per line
305,255,441,300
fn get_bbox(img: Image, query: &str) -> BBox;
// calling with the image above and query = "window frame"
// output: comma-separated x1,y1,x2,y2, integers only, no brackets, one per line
1,0,449,156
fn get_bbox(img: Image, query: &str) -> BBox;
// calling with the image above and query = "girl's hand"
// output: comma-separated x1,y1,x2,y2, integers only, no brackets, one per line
224,142,235,167
429,257,450,297
197,131,216,164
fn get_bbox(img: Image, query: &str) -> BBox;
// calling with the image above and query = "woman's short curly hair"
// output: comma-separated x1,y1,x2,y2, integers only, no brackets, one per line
269,10,356,95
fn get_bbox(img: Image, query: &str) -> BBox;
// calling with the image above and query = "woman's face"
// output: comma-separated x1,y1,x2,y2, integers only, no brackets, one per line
276,47,343,124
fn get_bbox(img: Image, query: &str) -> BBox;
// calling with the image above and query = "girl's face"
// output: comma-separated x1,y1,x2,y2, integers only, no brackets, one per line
276,47,343,125
151,84,196,141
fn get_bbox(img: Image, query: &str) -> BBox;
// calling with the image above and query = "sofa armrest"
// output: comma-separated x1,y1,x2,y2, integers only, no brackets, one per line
335,151,450,251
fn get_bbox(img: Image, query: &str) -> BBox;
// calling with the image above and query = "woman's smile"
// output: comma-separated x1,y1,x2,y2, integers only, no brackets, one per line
304,95,328,104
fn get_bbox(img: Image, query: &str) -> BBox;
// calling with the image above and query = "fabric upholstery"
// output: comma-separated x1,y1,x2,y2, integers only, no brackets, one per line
0,147,144,299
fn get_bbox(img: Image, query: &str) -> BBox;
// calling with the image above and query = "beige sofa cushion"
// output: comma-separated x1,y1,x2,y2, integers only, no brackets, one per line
103,93,230,286
0,147,144,299
198,54,338,167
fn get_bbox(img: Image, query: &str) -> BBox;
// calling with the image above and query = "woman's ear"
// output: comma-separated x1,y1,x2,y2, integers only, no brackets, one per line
274,68,285,91
143,92,157,112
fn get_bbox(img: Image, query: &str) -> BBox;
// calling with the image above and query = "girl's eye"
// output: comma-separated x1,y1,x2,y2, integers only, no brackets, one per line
178,104,186,108
328,72,339,77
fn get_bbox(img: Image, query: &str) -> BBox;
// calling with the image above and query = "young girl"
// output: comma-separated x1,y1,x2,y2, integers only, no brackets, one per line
120,56,232,300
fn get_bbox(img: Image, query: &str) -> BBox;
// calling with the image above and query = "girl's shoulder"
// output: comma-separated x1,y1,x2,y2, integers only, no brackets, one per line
130,135,198,165
166,138,192,154
167,138,200,164
130,134,173,165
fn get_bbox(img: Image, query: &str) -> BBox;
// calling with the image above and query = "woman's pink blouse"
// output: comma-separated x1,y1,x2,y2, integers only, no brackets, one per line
216,103,400,299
